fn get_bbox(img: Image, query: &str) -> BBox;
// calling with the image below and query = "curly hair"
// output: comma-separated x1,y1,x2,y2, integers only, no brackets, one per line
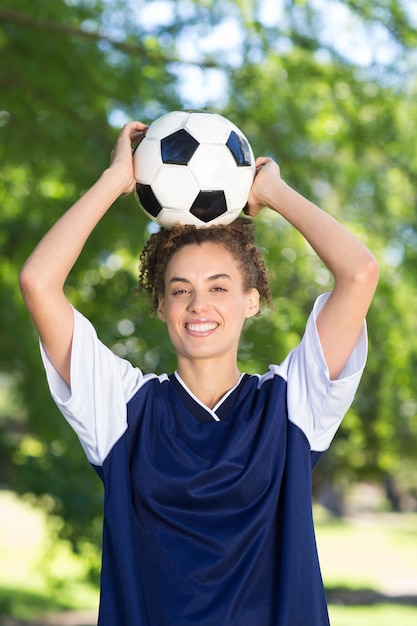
138,217,272,314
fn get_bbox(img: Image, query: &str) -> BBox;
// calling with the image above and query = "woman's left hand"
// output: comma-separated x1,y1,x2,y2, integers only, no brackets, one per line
245,157,281,217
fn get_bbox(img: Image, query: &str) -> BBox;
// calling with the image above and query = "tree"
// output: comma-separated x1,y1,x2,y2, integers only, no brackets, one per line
225,0,417,506
0,0,185,559
1,0,417,566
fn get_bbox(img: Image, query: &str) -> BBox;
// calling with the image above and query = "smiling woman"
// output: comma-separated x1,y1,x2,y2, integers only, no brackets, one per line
19,120,378,625
153,237,261,406
137,217,272,314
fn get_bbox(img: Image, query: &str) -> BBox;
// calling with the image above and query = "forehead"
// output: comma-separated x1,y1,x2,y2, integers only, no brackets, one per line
166,242,242,278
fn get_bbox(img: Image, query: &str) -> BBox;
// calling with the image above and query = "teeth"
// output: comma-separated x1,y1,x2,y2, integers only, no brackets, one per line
186,323,217,332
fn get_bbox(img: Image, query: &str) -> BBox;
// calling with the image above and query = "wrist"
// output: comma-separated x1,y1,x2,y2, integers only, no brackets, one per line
101,164,135,197
260,177,288,213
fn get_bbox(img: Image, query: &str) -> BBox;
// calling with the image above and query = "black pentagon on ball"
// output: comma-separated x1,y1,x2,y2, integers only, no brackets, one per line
226,130,252,166
136,183,162,219
190,190,228,223
161,129,200,165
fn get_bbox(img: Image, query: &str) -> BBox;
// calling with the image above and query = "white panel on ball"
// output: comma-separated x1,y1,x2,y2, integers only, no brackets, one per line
227,168,256,208
133,139,162,185
156,208,207,230
145,111,187,139
185,113,231,144
151,165,200,210
189,144,238,189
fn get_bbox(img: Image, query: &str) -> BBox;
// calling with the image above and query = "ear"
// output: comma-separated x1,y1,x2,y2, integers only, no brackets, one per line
245,288,260,319
157,296,166,322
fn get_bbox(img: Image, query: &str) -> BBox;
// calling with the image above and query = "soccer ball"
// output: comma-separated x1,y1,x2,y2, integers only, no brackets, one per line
133,111,255,229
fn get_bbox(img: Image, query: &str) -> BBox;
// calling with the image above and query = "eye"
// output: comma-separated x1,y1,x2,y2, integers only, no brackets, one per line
171,288,189,297
211,285,227,293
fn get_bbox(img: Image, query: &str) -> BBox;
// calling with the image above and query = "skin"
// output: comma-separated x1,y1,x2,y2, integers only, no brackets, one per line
19,121,379,402
157,242,259,407
247,156,379,380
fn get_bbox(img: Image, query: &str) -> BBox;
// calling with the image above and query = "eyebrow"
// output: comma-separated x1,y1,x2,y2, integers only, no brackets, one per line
168,273,232,285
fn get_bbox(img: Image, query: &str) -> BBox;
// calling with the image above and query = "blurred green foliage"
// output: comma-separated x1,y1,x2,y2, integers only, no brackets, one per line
1,0,417,563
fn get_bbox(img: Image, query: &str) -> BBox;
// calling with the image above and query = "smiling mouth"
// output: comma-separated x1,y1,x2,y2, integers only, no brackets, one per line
185,322,219,333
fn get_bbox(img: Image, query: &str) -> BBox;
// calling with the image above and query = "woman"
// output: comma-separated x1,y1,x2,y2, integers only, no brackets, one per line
20,121,378,625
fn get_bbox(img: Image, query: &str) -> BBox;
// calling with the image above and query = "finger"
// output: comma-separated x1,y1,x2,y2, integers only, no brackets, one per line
118,121,148,141
124,120,148,132
131,129,146,139
244,201,261,217
131,129,147,145
129,123,148,140
254,156,271,168
131,130,147,155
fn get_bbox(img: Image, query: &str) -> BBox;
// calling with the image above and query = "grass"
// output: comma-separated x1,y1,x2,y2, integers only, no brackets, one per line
315,506,417,625
327,605,417,626
0,490,98,621
1,491,417,624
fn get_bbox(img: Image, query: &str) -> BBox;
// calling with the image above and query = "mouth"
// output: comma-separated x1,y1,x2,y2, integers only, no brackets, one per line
184,322,219,336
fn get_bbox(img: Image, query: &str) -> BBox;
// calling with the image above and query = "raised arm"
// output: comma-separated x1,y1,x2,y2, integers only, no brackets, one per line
19,121,147,387
247,157,379,380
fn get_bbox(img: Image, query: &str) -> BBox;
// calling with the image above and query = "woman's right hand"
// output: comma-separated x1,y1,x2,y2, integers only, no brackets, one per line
110,121,148,194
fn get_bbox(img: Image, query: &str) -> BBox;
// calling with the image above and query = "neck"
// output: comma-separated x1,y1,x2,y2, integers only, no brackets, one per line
176,358,241,409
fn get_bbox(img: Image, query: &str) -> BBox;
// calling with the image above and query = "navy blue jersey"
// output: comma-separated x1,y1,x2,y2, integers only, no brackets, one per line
41,294,368,625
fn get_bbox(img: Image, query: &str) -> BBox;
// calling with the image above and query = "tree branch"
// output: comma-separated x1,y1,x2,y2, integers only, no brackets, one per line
0,7,220,69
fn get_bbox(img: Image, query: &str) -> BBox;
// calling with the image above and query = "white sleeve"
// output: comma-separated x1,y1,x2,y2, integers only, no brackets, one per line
276,292,368,452
40,306,154,466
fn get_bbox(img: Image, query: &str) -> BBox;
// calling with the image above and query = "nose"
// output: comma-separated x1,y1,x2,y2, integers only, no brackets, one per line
187,290,209,313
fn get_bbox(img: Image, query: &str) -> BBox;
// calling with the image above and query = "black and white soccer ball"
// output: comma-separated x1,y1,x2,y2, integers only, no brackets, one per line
133,111,255,229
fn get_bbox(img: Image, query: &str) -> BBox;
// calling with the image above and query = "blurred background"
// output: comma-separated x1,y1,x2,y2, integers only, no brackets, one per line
0,0,416,624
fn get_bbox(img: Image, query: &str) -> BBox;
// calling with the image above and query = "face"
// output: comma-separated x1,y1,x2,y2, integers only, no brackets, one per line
157,242,259,365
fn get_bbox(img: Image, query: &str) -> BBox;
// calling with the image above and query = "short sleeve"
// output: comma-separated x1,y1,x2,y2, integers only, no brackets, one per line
40,307,153,466
277,293,368,452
